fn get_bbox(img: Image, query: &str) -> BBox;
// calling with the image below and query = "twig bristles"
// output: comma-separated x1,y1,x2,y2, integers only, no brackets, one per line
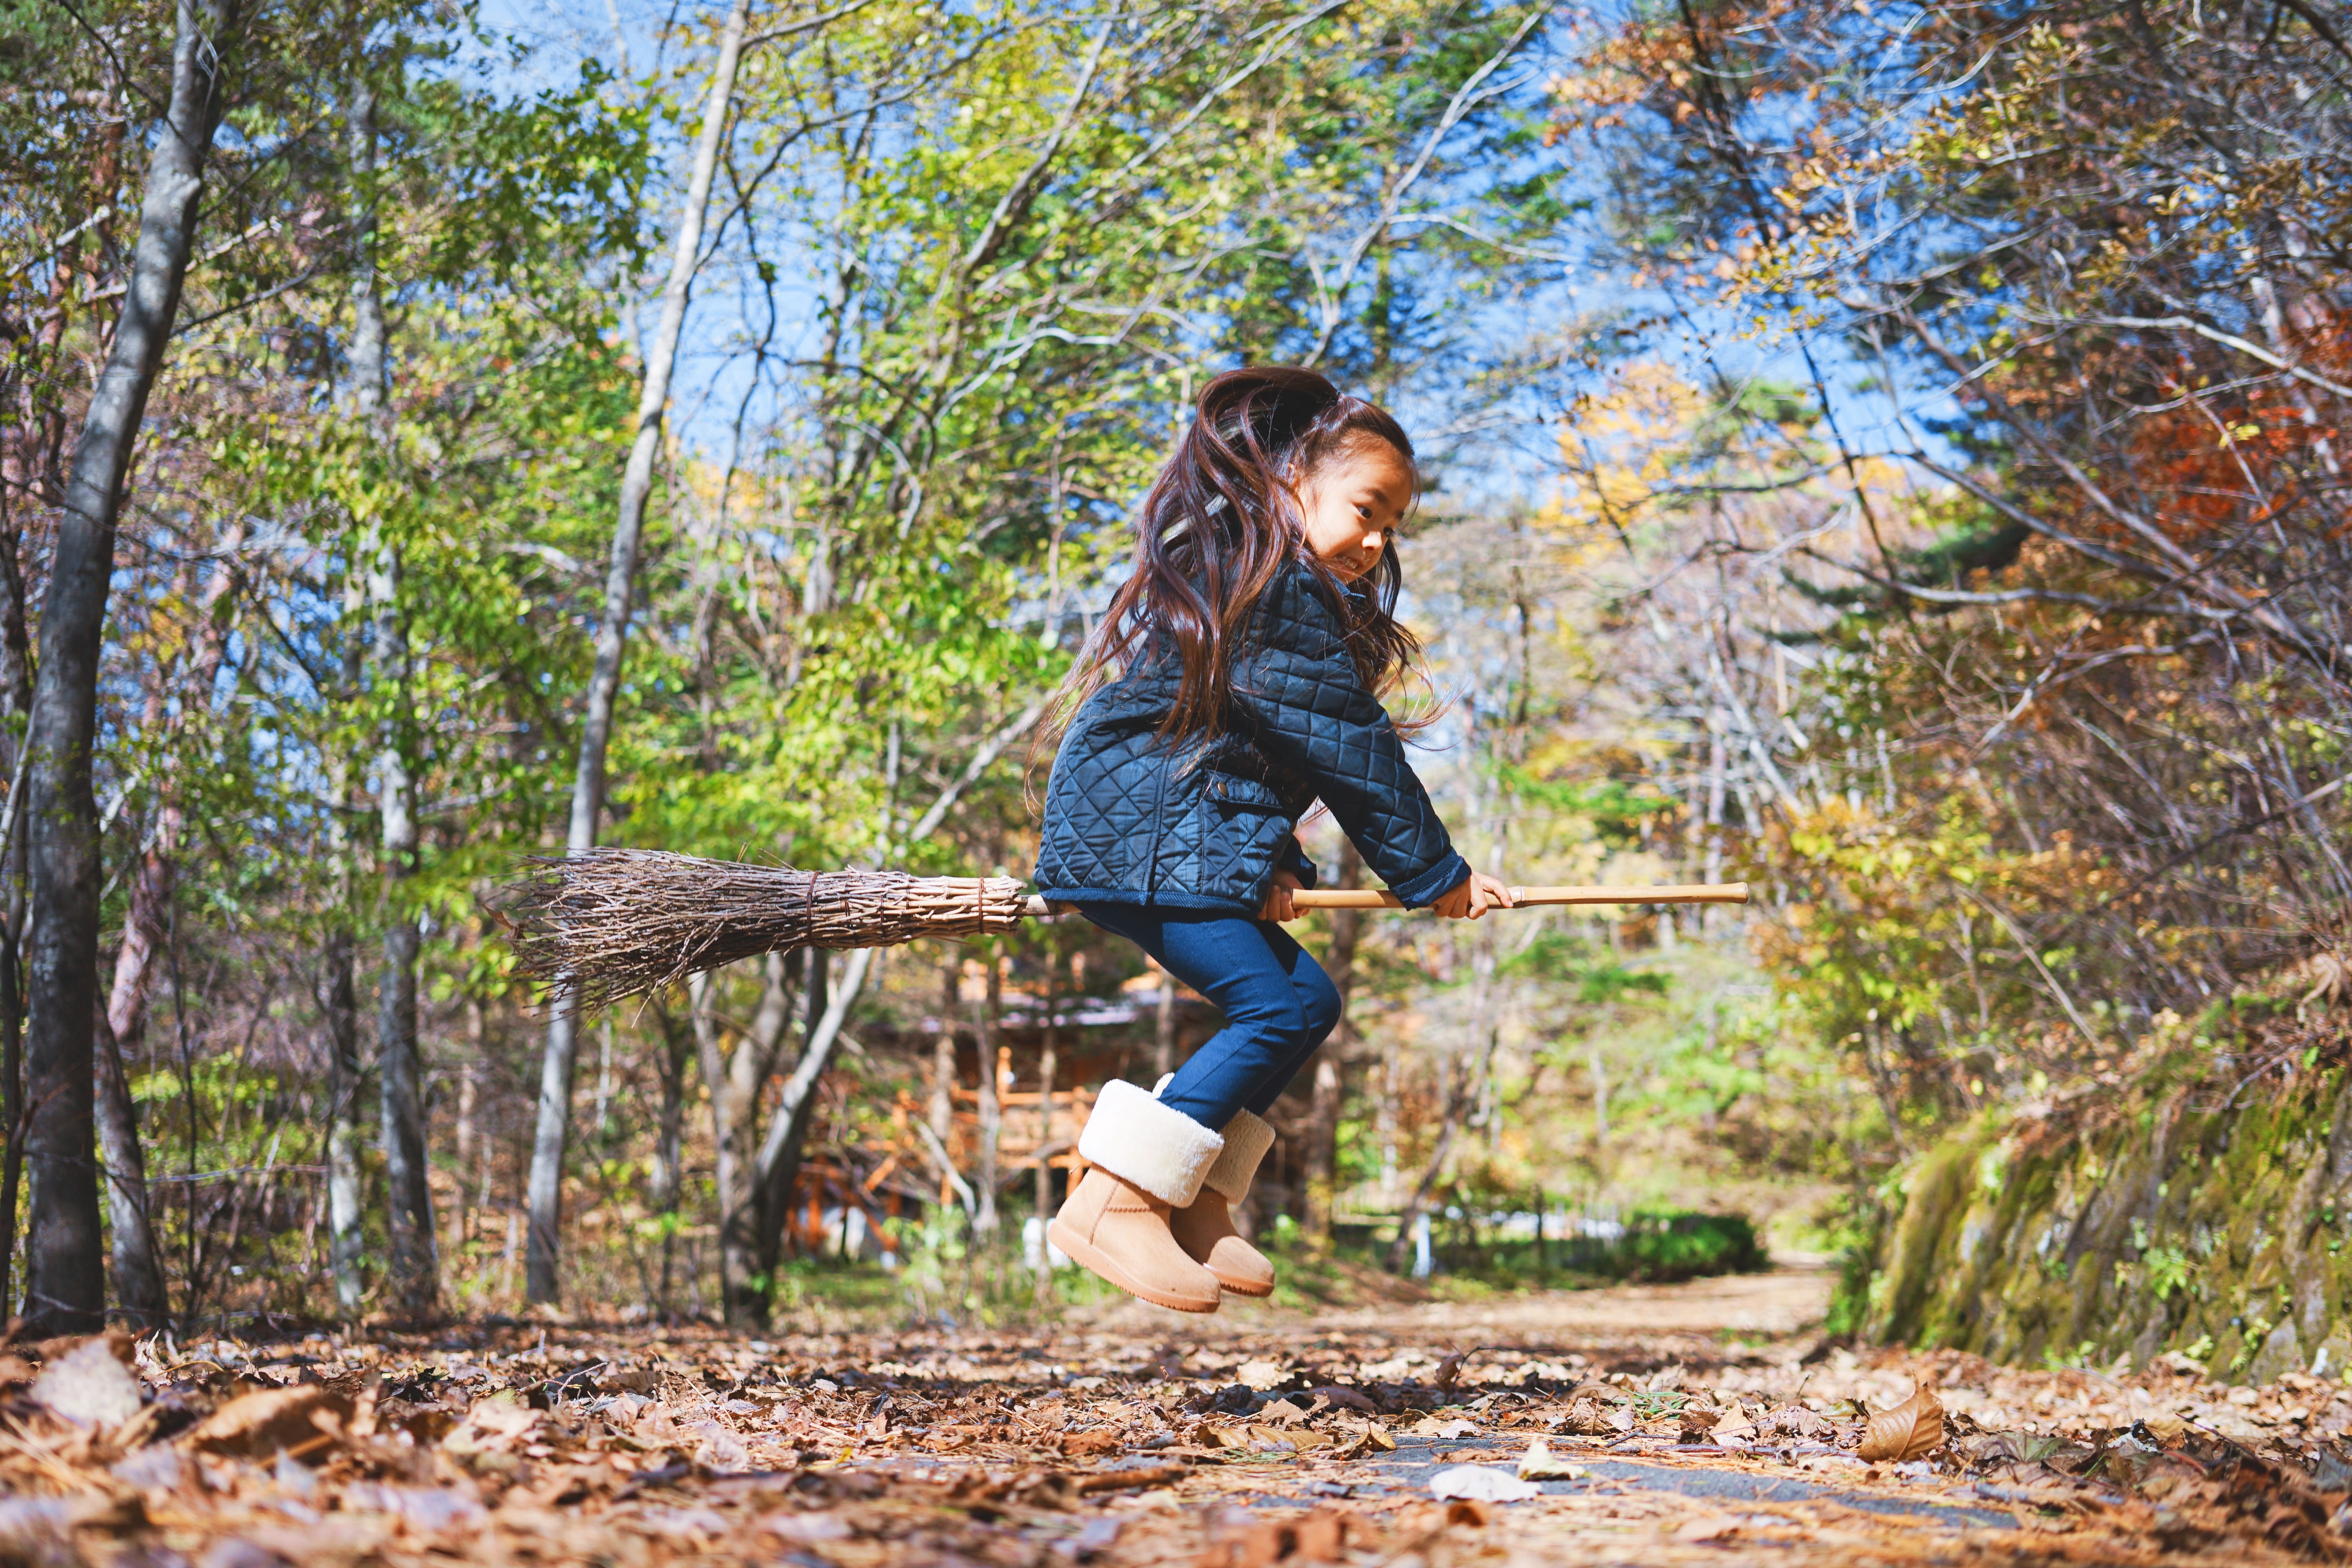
501,849,1031,1009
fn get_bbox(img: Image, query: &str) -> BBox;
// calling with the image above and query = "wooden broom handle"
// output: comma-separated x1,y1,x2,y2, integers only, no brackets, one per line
1291,882,1748,909
1023,882,1745,916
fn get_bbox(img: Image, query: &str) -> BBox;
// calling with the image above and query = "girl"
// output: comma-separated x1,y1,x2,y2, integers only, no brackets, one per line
1034,366,1510,1312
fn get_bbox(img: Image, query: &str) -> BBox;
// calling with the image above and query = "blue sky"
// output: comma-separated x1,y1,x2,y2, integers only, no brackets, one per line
453,0,1950,529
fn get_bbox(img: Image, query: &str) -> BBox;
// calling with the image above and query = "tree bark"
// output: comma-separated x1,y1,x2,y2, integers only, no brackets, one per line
347,81,434,1318
973,957,1002,1236
737,713,1047,1293
648,996,692,1313
974,959,1002,1241
0,796,23,1322
528,0,751,1302
929,961,957,1143
749,949,829,1284
92,1005,164,1325
322,557,368,1315
98,530,235,1329
695,953,795,1325
22,0,237,1336
748,946,874,1315
0,113,73,1319
321,925,365,1314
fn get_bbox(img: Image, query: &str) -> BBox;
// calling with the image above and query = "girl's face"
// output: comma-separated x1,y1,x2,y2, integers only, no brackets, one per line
1293,439,1413,583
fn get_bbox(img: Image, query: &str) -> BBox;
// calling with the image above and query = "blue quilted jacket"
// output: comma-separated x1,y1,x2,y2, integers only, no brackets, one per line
1033,563,1471,915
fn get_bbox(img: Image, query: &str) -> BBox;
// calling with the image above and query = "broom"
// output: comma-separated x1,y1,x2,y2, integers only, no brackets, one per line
502,848,1749,1010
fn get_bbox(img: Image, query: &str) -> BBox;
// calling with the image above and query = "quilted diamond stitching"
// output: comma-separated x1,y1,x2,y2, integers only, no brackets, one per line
1034,563,1468,911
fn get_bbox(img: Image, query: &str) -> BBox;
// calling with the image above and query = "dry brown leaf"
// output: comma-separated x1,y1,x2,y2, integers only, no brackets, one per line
1673,1513,1742,1543
23,1330,134,1368
1327,1417,1395,1460
1711,1410,1759,1446
30,1336,143,1428
183,1384,347,1457
1561,1397,1612,1436
1856,1384,1945,1463
1303,1385,1377,1414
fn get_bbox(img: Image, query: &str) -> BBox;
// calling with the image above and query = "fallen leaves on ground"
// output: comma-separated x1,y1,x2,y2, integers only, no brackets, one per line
0,1276,2345,1566
1857,1383,1945,1462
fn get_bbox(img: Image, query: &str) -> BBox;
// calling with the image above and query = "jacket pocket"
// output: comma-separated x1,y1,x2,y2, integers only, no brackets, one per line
1205,773,1288,812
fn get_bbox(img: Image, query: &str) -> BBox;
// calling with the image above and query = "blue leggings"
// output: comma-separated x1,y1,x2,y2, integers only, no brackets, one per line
1079,904,1342,1131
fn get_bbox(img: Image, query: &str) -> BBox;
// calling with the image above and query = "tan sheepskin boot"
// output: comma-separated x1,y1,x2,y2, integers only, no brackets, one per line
1169,1109,1277,1297
1048,1080,1224,1313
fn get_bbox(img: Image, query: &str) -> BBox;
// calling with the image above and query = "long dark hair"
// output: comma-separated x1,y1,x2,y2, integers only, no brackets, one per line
1044,365,1426,759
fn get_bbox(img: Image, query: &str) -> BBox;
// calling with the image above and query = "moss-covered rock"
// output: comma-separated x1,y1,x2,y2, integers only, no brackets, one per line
1858,1020,2352,1381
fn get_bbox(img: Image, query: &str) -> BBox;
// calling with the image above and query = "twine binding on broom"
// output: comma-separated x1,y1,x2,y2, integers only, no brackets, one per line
503,848,1031,1009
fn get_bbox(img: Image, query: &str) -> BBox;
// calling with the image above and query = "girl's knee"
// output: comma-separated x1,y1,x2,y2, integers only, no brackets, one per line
1297,969,1343,1044
1222,984,1314,1046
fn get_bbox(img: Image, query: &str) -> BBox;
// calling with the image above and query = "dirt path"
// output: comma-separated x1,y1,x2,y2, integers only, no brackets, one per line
1209,1262,1837,1340
2,1270,2336,1568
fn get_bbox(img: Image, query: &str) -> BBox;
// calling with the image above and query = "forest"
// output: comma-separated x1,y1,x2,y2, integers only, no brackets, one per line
0,0,2347,1371
6,2,2352,1564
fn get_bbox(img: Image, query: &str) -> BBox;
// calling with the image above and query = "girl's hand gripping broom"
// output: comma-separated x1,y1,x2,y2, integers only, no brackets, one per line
501,848,1748,1009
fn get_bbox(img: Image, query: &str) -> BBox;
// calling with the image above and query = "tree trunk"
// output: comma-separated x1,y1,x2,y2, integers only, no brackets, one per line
22,0,238,1336
1302,838,1363,1246
687,969,727,1301
527,0,750,1302
377,832,433,1313
735,717,1047,1289
696,953,794,1325
348,82,434,1319
323,489,369,1314
98,530,235,1330
749,947,828,1276
92,1004,164,1325
0,27,107,1327
649,997,691,1313
929,961,957,1144
0,799,23,1321
454,1014,479,1236
371,520,432,1313
973,958,1002,1236
322,927,365,1314
748,946,874,1316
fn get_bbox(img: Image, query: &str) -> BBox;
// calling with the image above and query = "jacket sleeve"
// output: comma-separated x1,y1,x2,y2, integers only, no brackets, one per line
1231,571,1470,908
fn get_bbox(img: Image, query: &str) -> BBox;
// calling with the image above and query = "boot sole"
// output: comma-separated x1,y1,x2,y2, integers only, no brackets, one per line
1212,1274,1274,1298
1049,1218,1221,1313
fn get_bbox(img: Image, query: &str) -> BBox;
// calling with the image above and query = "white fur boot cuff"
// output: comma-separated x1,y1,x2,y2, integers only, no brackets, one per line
1078,1079,1226,1207
1201,1110,1276,1203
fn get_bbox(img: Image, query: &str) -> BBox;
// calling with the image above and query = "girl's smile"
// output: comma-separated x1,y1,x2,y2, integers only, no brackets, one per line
1295,440,1413,582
